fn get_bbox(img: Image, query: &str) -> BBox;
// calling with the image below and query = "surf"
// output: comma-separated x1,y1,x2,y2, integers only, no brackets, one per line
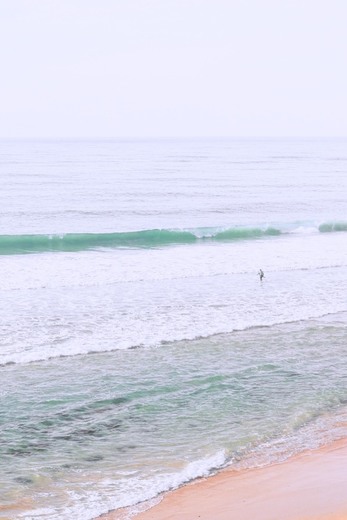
0,221,346,255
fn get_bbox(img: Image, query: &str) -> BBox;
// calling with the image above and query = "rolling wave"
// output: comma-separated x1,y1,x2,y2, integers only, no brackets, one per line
319,222,347,233
0,221,346,254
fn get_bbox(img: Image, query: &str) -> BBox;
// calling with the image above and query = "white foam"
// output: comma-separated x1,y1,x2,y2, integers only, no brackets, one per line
1,255,347,365
19,451,227,520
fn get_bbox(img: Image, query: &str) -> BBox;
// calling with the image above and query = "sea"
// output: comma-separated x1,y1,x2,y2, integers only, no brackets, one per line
0,138,347,519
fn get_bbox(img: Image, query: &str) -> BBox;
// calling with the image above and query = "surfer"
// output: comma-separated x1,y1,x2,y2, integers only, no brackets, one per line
258,269,265,281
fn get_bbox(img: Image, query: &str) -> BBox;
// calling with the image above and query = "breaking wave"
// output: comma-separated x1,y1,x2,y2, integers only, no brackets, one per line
0,221,346,254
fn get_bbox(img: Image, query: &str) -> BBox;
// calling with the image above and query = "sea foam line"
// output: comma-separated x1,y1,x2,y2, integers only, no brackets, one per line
2,310,347,368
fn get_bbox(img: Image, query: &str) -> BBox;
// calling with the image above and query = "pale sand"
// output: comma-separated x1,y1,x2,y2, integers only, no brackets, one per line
100,439,347,520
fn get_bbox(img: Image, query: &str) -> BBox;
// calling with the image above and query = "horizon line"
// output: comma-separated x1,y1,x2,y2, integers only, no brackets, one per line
1,135,347,141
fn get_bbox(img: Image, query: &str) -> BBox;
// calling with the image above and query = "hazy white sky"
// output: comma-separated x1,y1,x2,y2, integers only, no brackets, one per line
1,0,347,138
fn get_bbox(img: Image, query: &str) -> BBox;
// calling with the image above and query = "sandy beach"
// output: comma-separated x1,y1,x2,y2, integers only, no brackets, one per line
101,439,347,520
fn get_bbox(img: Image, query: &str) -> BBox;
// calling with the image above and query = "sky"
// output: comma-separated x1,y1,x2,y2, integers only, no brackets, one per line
0,0,347,138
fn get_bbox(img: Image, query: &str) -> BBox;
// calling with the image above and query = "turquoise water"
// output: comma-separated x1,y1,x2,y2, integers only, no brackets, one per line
0,139,347,519
2,222,347,255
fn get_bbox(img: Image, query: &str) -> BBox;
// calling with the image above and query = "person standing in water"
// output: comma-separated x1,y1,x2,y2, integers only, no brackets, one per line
258,269,265,281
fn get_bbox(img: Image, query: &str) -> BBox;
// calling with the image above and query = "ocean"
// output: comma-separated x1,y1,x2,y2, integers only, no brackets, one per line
1,138,347,519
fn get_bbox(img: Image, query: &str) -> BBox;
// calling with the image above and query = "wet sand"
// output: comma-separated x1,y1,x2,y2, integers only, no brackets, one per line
100,439,347,520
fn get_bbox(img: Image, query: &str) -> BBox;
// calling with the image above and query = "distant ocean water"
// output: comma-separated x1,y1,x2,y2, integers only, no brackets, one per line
0,138,347,519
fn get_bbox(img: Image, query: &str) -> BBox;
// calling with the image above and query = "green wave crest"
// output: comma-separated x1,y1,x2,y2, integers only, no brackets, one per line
0,221,345,254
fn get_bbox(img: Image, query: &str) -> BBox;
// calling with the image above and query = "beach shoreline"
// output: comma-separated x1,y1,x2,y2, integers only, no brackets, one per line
100,437,347,520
